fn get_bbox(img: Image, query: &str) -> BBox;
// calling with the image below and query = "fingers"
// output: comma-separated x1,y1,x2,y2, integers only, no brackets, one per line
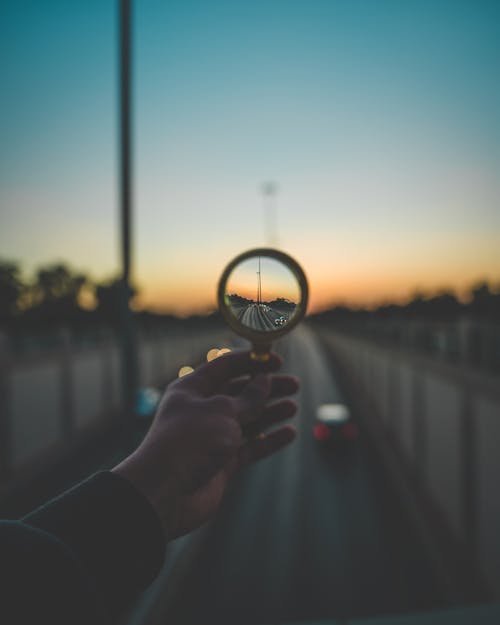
223,374,299,399
181,350,282,396
231,373,298,427
242,399,297,438
233,374,271,425
206,373,299,428
238,425,296,467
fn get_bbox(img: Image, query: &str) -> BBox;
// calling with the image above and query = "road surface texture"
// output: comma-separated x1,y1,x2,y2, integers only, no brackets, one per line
238,303,289,331
164,325,443,625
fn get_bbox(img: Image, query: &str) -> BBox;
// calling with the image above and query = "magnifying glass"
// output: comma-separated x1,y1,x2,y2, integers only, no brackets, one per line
217,248,309,359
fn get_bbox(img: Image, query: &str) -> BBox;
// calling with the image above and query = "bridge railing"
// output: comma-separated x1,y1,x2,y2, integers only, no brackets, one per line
326,330,500,600
0,327,230,496
338,318,500,374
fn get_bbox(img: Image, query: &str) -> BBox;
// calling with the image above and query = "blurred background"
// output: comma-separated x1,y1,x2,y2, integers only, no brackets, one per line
1,1,499,624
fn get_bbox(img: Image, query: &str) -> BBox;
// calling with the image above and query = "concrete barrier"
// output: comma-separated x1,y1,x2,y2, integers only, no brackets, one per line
326,331,500,599
0,327,232,491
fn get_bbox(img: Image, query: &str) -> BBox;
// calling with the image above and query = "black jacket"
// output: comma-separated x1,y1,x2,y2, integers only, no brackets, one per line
1,472,166,625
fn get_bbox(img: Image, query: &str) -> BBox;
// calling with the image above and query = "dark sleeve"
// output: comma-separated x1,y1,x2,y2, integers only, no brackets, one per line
1,471,166,624
1,520,104,625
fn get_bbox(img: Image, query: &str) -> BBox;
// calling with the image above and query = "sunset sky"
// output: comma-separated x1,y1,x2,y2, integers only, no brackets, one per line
1,0,499,315
225,256,302,304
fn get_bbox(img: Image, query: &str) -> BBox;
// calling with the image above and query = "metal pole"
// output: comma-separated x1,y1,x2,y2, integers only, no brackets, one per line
262,181,278,246
0,333,10,483
257,256,262,304
119,0,138,417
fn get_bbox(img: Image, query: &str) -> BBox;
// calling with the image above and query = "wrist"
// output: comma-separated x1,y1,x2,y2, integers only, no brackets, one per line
24,471,166,601
111,452,179,538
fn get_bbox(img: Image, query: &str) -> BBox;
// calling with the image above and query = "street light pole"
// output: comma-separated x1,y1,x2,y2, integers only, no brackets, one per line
257,256,262,304
262,181,278,247
119,0,138,418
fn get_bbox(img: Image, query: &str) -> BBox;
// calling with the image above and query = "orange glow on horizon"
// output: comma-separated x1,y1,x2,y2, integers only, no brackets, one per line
135,269,500,316
134,231,500,315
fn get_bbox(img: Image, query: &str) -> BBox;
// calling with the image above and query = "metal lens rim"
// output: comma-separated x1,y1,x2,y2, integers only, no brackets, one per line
217,247,309,342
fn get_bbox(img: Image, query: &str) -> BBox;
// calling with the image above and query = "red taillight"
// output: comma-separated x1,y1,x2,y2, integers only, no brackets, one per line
313,423,331,441
341,422,359,441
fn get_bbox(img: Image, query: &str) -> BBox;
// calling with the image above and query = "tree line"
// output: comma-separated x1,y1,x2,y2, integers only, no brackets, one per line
0,260,127,331
1,259,498,334
0,259,222,336
313,281,500,324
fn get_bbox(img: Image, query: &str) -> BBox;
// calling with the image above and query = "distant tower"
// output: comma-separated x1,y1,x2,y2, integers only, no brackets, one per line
261,181,278,246
256,256,262,304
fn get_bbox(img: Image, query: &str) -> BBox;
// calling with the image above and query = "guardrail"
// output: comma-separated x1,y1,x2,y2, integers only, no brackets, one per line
327,318,500,375
0,327,231,495
324,330,500,600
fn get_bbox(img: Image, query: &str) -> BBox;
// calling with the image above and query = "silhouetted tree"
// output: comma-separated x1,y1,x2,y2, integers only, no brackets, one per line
311,282,499,326
227,293,253,306
468,281,500,318
269,297,297,311
0,260,23,325
95,278,139,330
405,291,426,317
423,290,461,320
25,263,88,326
95,278,123,324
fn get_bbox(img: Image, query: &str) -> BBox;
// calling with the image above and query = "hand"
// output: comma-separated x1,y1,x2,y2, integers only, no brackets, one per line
112,351,298,540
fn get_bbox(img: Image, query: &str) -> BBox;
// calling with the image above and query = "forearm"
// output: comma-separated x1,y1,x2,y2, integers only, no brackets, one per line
21,471,166,620
1,520,103,625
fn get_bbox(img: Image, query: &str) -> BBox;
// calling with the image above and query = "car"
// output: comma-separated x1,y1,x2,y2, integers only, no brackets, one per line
274,315,286,326
313,403,359,444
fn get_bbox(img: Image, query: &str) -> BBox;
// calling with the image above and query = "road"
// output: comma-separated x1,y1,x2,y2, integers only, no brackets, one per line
165,325,443,625
238,303,285,331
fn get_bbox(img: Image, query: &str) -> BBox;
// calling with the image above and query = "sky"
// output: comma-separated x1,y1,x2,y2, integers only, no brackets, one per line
1,0,499,314
226,256,302,303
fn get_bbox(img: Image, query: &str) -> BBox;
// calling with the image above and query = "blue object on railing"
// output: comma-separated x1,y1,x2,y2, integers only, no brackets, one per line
135,387,161,418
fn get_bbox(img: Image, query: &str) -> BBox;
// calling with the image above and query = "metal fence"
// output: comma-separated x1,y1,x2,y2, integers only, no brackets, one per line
330,318,500,375
0,327,232,495
327,330,500,599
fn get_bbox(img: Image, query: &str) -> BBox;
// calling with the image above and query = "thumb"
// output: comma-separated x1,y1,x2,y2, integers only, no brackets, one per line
235,374,271,426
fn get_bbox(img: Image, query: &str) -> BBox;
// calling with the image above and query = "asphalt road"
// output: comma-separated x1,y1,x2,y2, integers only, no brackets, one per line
166,325,442,625
239,303,284,331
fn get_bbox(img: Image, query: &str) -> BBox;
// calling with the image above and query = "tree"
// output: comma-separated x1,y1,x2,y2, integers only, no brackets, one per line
424,290,460,320
469,281,499,318
95,278,123,324
95,278,137,326
0,260,23,324
26,263,88,325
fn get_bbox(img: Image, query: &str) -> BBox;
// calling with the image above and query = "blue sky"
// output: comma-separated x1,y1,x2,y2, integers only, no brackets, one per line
1,0,499,312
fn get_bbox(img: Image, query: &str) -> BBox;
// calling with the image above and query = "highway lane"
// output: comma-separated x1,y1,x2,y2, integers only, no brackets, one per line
239,303,283,331
165,325,442,625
